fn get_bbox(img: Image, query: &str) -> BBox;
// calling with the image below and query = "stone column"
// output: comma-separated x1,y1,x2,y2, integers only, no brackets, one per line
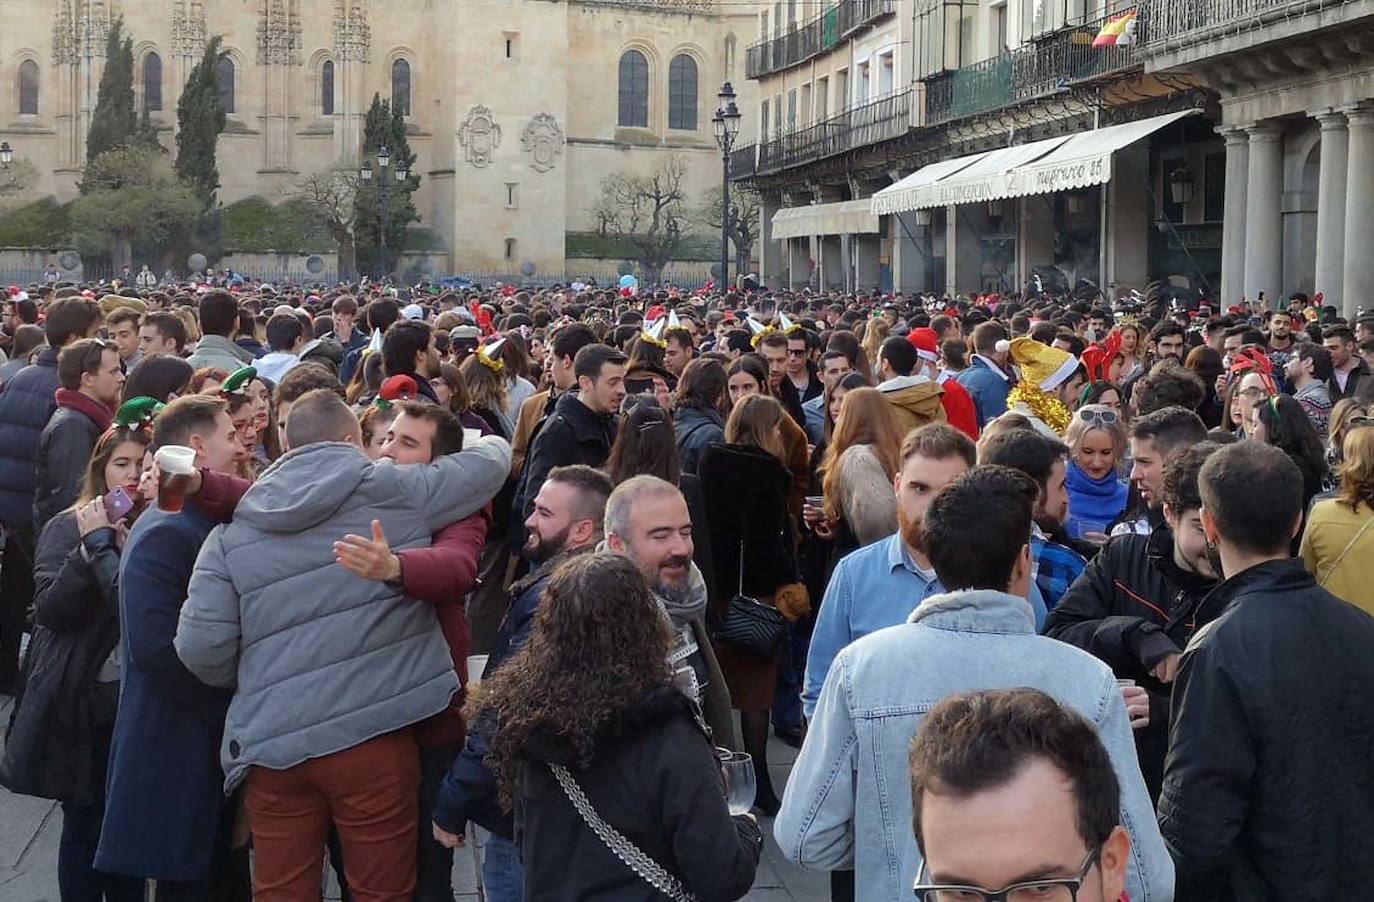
1314,111,1349,313
1343,106,1374,320
1218,126,1249,306
1243,122,1284,304
788,237,809,290
855,234,881,290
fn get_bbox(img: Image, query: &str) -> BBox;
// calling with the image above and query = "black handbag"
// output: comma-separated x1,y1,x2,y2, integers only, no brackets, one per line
713,540,786,658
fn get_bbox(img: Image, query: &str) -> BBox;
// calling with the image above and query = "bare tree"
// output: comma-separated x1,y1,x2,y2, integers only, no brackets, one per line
286,169,359,281
0,159,39,207
696,182,760,278
590,156,695,286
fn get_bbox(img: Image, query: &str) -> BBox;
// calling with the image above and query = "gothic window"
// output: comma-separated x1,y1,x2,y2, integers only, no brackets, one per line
321,60,335,116
668,55,697,131
391,59,411,117
143,53,162,112
18,60,38,115
618,50,649,128
216,55,235,114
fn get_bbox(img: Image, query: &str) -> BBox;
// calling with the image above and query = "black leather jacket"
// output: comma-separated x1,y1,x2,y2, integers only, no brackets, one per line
1159,558,1374,901
1044,524,1216,798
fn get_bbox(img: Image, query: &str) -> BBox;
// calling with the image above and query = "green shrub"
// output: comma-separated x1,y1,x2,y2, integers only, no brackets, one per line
221,196,333,253
0,198,73,247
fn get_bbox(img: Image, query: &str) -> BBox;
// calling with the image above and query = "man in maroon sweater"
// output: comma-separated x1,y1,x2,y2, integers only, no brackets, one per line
187,401,487,901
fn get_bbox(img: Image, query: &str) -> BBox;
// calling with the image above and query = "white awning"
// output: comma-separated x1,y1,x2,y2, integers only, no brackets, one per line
870,109,1202,214
771,199,881,240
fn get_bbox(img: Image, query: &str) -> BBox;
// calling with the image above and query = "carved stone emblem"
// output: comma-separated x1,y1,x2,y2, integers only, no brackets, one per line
521,114,565,173
459,105,502,168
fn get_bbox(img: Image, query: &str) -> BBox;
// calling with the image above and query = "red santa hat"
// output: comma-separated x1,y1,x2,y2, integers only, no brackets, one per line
378,374,419,403
906,327,940,363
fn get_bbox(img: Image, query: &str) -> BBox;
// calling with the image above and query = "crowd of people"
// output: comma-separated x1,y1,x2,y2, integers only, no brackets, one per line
0,275,1372,901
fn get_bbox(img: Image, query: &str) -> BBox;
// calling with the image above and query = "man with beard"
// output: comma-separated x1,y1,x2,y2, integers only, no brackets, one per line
1045,443,1222,800
382,319,443,404
979,429,1085,609
603,475,735,747
431,464,611,902
1114,407,1208,536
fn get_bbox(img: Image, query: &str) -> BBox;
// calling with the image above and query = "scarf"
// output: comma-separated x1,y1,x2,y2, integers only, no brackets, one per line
1065,460,1129,536
54,388,114,432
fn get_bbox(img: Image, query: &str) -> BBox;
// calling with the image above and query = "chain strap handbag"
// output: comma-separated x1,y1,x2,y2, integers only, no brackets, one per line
550,763,698,902
712,539,787,658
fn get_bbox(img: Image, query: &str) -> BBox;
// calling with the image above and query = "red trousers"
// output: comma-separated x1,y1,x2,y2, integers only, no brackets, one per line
244,730,420,902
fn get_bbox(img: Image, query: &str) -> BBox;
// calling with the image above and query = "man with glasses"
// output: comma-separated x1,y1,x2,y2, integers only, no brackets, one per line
909,688,1137,902
784,328,821,403
777,466,1171,901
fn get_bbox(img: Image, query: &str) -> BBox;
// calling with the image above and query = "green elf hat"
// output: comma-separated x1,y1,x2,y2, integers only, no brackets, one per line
220,366,257,396
114,396,165,431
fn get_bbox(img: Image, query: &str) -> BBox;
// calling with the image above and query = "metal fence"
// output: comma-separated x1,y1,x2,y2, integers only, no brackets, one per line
745,0,895,79
751,89,911,175
448,263,718,290
924,11,1143,126
1144,0,1344,47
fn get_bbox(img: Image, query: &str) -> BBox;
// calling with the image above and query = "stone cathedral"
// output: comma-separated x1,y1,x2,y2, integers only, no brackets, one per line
0,0,755,275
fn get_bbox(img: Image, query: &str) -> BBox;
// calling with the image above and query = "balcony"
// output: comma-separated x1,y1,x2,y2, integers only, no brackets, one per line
1146,0,1348,49
734,89,912,179
924,13,1143,126
745,0,895,80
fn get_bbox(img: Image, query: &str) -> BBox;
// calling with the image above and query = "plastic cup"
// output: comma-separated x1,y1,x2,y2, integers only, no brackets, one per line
154,445,196,513
467,655,489,687
462,428,482,448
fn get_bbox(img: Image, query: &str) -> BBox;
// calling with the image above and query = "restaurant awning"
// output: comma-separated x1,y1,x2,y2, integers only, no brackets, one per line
771,199,881,240
871,109,1201,214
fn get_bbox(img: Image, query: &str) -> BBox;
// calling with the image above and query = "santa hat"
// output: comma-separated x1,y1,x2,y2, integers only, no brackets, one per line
1008,337,1079,391
378,374,419,405
907,327,939,363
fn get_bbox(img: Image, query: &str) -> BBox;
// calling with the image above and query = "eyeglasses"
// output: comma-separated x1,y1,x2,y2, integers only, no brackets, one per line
787,348,807,357
1076,407,1118,426
1349,415,1374,431
913,846,1101,902
1237,386,1271,401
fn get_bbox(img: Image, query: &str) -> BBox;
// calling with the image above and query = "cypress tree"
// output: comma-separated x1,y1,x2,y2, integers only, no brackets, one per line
82,18,138,191
175,36,227,210
354,94,421,277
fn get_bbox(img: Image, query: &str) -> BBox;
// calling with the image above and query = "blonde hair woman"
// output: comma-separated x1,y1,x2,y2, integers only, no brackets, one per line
1063,404,1129,541
1302,424,1374,615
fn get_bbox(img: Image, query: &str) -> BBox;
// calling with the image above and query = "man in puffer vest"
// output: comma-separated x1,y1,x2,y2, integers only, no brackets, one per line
174,388,511,900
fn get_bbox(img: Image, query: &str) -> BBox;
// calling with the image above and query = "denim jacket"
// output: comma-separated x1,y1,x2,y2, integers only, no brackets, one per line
776,588,1174,902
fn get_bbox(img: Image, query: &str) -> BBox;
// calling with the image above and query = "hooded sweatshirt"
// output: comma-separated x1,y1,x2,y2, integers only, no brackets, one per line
876,374,946,435
175,436,512,790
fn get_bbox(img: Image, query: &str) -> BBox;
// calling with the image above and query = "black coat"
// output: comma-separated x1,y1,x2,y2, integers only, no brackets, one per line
1327,356,1374,402
33,402,105,535
0,348,60,529
1159,558,1374,901
515,390,616,523
698,443,796,608
673,405,725,476
0,512,122,804
1043,524,1215,800
516,688,762,901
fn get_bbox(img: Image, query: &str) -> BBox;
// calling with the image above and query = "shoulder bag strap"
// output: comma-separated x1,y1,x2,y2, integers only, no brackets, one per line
549,763,698,902
1316,511,1374,588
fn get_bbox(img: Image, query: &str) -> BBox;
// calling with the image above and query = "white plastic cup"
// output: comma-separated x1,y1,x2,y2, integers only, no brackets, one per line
462,428,482,448
467,654,489,687
154,445,196,512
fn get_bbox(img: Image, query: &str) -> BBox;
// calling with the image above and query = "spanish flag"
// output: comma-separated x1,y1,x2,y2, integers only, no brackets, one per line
1092,9,1137,47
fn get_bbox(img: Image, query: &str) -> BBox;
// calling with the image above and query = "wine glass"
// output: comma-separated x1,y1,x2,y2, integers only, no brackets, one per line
715,748,756,816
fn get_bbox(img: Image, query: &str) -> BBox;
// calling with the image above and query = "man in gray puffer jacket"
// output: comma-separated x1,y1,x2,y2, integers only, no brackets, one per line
175,388,512,900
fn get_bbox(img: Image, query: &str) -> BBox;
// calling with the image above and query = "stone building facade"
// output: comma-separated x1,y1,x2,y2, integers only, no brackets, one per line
0,0,756,277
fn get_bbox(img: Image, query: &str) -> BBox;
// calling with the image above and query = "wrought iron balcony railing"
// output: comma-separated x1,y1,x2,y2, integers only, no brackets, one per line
745,0,896,80
1144,0,1348,50
735,89,911,179
924,11,1143,126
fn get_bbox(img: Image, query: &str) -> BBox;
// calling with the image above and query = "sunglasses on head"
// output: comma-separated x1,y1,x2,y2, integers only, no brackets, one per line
1076,407,1118,426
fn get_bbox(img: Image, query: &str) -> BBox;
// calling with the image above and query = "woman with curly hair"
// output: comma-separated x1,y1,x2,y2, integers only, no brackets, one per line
462,553,762,900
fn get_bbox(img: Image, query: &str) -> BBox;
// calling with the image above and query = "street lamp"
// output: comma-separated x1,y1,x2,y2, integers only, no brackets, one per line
712,82,742,293
360,147,402,280
0,142,11,168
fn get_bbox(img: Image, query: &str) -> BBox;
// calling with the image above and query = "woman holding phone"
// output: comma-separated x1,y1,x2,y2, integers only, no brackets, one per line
0,400,157,902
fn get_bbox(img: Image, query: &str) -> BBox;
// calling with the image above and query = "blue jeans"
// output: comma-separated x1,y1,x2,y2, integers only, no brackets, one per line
59,801,144,902
481,833,524,902
773,617,812,732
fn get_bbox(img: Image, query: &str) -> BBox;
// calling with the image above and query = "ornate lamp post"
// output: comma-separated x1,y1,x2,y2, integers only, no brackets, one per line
359,145,408,280
712,83,742,293
0,142,12,168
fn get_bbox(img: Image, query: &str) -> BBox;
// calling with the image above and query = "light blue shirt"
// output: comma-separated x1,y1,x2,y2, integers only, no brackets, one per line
803,533,1048,720
802,394,826,445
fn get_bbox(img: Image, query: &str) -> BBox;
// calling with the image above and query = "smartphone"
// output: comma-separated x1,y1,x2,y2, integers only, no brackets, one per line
103,486,135,522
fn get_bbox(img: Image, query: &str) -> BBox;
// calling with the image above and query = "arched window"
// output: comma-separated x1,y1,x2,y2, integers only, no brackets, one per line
668,55,698,130
391,59,410,117
321,60,335,116
18,60,39,115
618,50,649,128
143,52,162,112
216,55,235,114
